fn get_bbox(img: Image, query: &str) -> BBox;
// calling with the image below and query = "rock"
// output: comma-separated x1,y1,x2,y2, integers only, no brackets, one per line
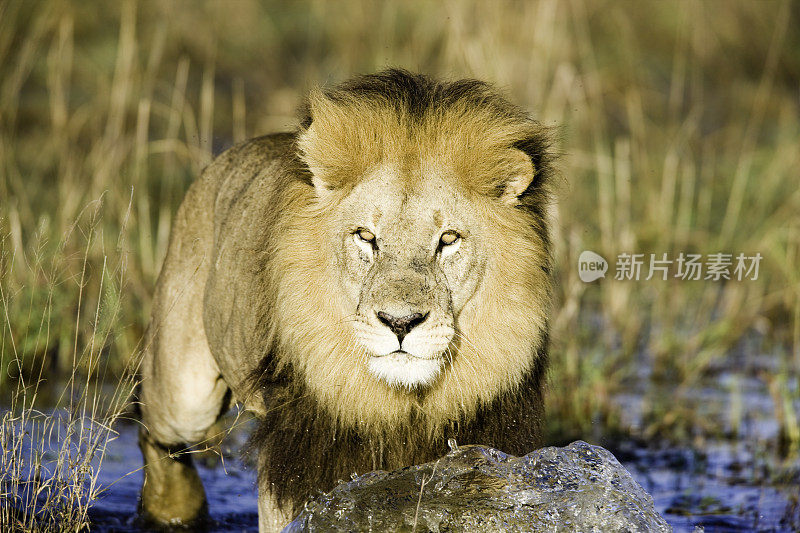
284,440,671,532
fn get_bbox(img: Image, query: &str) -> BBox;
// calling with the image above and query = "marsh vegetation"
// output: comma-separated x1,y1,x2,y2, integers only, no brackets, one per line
1,1,798,530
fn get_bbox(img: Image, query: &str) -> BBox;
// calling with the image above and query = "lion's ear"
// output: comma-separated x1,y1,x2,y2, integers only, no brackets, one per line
298,128,333,195
298,97,332,195
297,90,345,196
500,149,536,205
302,127,336,196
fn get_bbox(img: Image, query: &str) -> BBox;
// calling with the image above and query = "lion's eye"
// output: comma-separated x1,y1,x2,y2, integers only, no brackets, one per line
440,231,460,246
356,229,376,243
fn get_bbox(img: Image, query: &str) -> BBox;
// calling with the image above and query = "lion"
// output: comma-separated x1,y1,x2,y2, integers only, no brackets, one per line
138,69,554,532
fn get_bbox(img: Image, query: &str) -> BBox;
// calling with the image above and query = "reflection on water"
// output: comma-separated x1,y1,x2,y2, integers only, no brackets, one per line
621,443,798,532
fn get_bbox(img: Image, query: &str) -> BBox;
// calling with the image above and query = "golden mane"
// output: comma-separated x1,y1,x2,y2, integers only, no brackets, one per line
265,70,554,434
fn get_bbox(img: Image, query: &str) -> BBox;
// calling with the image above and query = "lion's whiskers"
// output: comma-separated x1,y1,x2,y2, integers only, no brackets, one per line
451,331,482,383
335,312,362,327
444,346,466,411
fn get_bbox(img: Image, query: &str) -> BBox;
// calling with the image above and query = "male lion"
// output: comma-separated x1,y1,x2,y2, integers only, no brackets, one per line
138,69,553,531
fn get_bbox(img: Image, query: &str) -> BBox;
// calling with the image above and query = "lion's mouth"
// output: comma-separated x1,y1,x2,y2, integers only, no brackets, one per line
385,349,415,357
367,350,444,389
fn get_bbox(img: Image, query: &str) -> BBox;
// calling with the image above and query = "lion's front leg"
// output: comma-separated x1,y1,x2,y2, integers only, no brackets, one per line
137,345,229,527
137,180,229,526
256,446,295,532
137,317,230,526
138,427,208,525
257,488,294,533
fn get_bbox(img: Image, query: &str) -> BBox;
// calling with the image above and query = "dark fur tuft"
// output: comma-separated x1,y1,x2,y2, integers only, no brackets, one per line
249,333,548,516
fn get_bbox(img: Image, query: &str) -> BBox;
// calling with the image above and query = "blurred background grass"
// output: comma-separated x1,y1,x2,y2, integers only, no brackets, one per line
1,0,798,449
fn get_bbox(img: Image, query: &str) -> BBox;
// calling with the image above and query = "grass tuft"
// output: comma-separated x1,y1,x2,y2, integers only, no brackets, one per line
1,196,141,531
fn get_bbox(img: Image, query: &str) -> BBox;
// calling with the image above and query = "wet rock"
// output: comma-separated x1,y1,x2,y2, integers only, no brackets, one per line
285,440,671,532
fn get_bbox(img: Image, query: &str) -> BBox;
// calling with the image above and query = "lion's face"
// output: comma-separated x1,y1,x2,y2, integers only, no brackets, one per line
332,164,486,388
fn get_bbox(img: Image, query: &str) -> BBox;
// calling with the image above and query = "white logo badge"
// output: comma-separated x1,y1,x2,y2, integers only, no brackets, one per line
578,250,608,282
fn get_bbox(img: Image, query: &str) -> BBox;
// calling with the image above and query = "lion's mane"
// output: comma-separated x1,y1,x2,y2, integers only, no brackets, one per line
238,70,554,513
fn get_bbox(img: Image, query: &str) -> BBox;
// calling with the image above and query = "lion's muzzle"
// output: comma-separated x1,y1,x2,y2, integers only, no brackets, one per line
353,255,454,388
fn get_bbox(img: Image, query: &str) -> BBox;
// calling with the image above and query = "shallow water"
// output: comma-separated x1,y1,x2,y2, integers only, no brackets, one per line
86,415,260,532
85,416,798,531
85,437,799,532
613,349,800,532
7,351,800,532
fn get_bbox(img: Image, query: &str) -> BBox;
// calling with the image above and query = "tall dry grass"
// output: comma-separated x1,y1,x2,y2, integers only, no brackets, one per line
1,199,141,530
1,0,799,527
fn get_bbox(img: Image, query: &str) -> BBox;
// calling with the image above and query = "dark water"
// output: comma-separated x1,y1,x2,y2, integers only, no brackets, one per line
85,430,800,532
612,350,800,532
9,355,800,533
86,415,260,532
86,407,799,532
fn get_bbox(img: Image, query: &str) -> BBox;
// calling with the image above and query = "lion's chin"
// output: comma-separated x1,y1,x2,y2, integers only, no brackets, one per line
367,351,443,389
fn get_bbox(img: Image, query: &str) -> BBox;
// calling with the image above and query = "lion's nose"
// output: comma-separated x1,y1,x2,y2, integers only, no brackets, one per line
376,311,428,344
